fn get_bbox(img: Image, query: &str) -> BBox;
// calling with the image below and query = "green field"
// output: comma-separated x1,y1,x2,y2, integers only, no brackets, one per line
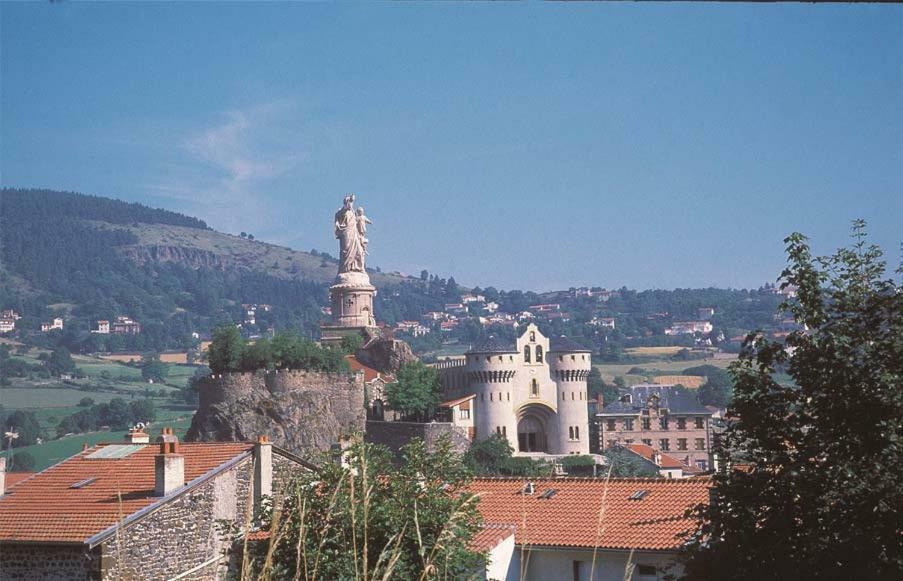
1,387,122,409
11,414,195,472
594,356,736,384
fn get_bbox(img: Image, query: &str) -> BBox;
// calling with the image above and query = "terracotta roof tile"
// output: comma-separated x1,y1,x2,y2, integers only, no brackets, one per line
469,524,515,552
4,472,36,489
345,355,394,383
0,442,253,544
626,443,703,473
440,394,476,408
467,477,709,551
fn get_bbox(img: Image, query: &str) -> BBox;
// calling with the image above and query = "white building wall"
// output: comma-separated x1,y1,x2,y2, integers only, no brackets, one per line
510,548,681,581
549,350,591,455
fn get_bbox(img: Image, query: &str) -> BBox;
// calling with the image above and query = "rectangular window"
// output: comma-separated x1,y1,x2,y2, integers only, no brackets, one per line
677,438,688,451
575,426,580,440
659,417,669,430
502,426,507,437
696,459,708,470
677,417,687,430
695,417,704,429
459,409,470,420
642,418,651,430
624,438,634,445
660,438,670,451
623,418,634,431
606,419,616,431
636,564,657,577
695,438,706,450
642,438,652,446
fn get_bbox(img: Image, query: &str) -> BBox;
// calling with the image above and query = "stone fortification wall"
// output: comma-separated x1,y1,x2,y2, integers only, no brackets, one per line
187,369,366,460
365,421,470,457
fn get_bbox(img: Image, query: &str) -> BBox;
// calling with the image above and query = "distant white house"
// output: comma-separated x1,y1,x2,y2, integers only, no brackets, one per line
41,318,64,332
665,321,713,335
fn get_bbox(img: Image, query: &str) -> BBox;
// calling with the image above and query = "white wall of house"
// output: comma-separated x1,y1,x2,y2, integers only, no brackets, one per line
483,534,516,581
495,547,681,581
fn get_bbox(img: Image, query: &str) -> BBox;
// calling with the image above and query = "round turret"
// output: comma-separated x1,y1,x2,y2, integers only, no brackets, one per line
548,336,592,454
465,336,518,443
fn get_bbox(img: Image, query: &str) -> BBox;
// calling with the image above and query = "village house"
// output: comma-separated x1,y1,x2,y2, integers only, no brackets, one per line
598,384,714,470
111,316,141,335
346,355,396,420
589,316,616,329
0,318,15,334
665,321,713,336
0,428,311,580
622,443,705,479
444,303,467,315
527,303,560,313
92,319,111,334
461,294,486,304
483,301,499,314
697,307,715,320
0,309,21,321
41,317,64,332
468,476,710,580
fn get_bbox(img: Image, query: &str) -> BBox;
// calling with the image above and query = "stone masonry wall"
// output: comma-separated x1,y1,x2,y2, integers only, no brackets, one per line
187,370,366,460
0,544,100,580
365,421,471,457
99,457,254,581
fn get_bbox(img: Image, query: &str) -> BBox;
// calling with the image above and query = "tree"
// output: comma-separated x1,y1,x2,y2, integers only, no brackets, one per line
685,364,733,408
207,325,244,373
385,361,441,422
587,367,619,405
140,354,169,383
47,347,76,376
78,397,94,407
129,399,157,424
339,333,363,355
3,410,43,447
601,446,660,478
682,222,903,580
245,436,483,580
9,451,35,472
420,269,429,281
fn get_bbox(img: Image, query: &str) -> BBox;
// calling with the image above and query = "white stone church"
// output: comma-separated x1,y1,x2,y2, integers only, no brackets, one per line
437,323,591,456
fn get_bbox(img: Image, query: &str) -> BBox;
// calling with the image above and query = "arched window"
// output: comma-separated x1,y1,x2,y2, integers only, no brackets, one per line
523,345,531,363
535,345,543,363
568,426,575,440
530,379,539,398
575,426,580,440
529,331,536,342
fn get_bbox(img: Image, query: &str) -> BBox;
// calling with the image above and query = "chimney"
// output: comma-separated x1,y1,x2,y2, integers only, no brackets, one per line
154,428,184,496
125,425,150,444
0,457,6,497
254,435,273,505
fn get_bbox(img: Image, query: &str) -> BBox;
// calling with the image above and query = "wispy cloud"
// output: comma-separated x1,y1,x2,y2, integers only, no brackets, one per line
145,100,310,235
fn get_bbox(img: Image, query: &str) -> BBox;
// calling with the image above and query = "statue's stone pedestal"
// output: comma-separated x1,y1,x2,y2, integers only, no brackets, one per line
321,271,377,347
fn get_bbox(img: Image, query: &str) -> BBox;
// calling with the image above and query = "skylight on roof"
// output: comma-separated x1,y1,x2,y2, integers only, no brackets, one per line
628,489,649,501
539,488,558,499
70,477,97,489
85,444,145,459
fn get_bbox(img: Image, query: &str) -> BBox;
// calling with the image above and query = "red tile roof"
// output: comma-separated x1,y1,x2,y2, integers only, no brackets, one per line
440,394,476,408
625,443,703,473
469,524,515,552
468,477,709,551
345,355,394,384
4,472,35,489
0,442,253,544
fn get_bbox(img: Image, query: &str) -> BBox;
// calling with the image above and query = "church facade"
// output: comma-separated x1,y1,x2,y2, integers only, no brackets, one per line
437,324,591,456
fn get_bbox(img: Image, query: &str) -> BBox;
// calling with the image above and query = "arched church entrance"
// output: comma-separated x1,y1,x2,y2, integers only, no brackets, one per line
517,414,547,453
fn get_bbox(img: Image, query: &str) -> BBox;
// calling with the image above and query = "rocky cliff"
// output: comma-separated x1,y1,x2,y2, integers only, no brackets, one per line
186,369,366,459
356,336,417,374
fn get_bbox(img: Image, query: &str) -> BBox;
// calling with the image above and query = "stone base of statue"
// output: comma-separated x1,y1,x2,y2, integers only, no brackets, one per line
320,270,378,347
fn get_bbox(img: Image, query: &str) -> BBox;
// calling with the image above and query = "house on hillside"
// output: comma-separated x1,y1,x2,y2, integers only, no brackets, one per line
92,319,111,334
0,428,311,580
41,317,64,332
622,443,705,479
0,318,15,334
112,316,141,334
467,477,710,580
665,321,713,336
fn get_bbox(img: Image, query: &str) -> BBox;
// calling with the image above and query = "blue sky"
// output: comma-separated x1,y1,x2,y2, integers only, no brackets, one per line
2,2,901,291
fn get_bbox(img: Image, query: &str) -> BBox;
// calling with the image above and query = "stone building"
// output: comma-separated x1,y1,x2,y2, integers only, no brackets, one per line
597,384,714,470
437,323,592,456
0,428,311,580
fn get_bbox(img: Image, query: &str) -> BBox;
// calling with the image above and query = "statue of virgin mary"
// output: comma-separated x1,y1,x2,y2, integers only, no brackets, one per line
334,194,366,273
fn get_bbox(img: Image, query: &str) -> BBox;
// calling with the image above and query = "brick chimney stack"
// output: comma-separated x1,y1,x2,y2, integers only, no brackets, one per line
154,427,184,496
0,457,6,498
254,435,272,505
